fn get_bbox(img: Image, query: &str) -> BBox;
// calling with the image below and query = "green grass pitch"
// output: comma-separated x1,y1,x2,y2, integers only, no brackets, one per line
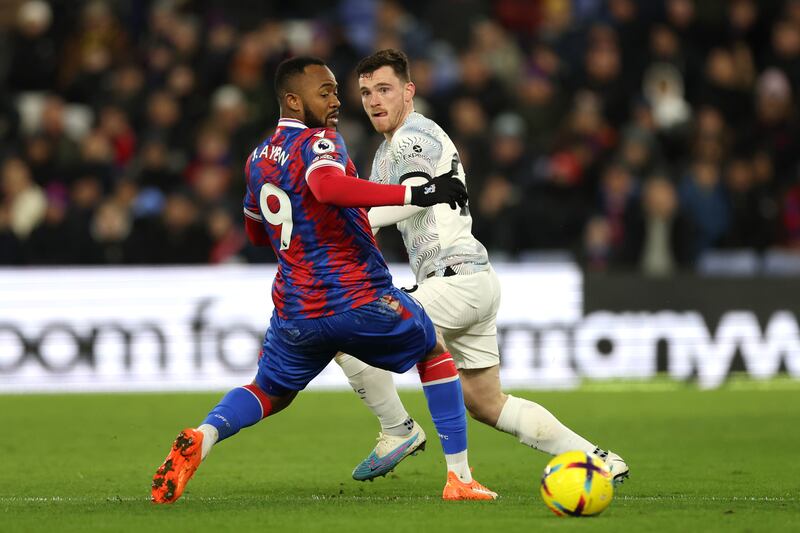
2,379,799,532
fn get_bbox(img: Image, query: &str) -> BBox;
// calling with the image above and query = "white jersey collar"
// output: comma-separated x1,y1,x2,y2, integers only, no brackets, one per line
277,118,307,129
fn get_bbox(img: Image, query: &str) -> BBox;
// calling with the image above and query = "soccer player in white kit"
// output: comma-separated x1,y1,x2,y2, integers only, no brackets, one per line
334,49,630,486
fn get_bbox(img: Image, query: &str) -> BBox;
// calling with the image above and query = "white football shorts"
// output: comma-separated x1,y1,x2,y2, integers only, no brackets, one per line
405,266,501,370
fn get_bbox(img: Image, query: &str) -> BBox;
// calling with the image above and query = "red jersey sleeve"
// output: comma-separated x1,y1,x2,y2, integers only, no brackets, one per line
301,129,407,207
242,152,261,223
300,129,349,180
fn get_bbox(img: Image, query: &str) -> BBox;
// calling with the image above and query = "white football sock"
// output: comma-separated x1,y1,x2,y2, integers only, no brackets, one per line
495,395,596,456
445,450,472,483
335,353,412,436
197,423,219,460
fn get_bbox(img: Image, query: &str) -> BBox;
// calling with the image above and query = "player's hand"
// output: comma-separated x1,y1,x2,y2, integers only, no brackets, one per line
409,158,468,210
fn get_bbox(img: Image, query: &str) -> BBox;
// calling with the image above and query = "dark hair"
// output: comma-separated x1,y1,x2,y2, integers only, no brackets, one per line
356,49,411,82
274,56,327,101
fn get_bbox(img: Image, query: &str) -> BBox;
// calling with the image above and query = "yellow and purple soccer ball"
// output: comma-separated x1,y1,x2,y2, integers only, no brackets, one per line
540,451,614,517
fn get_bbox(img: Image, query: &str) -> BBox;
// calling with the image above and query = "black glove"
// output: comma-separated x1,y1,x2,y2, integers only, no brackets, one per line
409,158,468,210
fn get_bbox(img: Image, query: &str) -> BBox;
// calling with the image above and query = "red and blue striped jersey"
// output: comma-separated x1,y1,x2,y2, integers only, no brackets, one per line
243,118,393,319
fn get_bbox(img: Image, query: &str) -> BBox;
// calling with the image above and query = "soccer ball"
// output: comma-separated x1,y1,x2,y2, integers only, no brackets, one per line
540,451,614,517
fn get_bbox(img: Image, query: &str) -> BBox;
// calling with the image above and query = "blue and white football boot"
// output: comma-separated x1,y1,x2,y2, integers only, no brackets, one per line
352,424,427,481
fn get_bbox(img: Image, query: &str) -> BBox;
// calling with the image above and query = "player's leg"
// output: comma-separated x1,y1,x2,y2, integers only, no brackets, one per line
456,359,598,453
334,352,425,481
440,268,630,482
415,339,496,500
448,305,630,482
338,289,495,499
151,384,296,504
457,363,506,425
152,313,334,503
490,379,630,482
334,353,414,435
194,382,296,460
399,275,495,492
341,273,487,481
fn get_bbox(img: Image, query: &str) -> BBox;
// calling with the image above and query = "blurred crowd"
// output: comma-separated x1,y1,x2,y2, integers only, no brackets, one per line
2,0,800,276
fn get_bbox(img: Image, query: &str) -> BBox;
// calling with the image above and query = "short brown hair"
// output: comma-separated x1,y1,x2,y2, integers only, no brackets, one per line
356,49,411,82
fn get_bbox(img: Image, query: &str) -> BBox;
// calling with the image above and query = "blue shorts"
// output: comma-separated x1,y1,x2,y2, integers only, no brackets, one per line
255,287,436,396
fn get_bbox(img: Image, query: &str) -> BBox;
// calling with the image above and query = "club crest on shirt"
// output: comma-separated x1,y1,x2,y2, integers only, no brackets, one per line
312,138,335,155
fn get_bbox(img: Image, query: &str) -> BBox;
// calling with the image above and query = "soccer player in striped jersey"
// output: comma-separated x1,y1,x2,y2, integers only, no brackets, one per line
151,56,496,504
334,49,630,486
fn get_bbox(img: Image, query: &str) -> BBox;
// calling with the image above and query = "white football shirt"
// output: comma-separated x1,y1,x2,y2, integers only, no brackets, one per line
370,112,489,283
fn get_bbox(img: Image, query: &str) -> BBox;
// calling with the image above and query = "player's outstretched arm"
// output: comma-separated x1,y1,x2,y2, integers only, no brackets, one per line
306,165,467,210
369,203,424,230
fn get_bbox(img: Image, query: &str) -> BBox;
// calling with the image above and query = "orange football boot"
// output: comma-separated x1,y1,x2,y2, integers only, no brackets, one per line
442,471,498,501
151,428,203,504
